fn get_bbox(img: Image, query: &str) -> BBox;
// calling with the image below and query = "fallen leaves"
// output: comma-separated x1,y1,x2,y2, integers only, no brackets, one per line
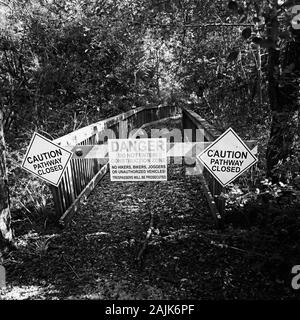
1,118,298,300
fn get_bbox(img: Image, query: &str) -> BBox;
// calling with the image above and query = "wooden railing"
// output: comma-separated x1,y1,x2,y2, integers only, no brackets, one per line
51,104,180,226
50,103,248,228
181,107,224,227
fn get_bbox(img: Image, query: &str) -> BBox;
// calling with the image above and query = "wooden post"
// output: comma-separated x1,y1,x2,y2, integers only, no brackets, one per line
0,110,13,251
181,107,224,227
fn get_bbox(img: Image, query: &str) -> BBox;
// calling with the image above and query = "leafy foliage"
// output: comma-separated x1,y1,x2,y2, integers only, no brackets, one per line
0,0,300,299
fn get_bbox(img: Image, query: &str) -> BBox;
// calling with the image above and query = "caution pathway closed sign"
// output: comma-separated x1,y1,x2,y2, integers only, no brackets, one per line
22,132,73,186
197,128,257,187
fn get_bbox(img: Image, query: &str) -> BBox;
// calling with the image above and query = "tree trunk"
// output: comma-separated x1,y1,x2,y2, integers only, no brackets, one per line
0,110,13,252
257,46,263,106
266,110,298,179
266,11,300,181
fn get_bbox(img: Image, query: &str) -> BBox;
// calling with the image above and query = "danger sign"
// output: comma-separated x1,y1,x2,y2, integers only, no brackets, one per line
22,132,73,186
197,128,257,187
108,138,167,181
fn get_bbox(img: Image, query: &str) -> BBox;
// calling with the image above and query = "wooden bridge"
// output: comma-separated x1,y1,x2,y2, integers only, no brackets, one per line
50,104,235,228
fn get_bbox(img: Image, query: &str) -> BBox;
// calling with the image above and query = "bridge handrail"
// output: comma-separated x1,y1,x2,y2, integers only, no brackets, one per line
50,104,180,226
53,107,144,146
50,104,225,227
181,107,224,227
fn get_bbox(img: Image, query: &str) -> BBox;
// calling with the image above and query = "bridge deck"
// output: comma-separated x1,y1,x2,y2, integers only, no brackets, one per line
2,118,216,299
0,119,276,300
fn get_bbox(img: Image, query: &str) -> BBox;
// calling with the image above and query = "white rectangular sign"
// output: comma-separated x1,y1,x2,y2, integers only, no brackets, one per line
108,138,167,181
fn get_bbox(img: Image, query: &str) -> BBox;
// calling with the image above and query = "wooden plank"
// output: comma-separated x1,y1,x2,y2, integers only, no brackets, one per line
53,107,144,146
182,108,221,140
181,108,223,225
58,179,67,213
70,160,79,198
53,105,234,228
139,114,181,129
63,165,73,205
59,163,109,227
49,185,63,216
72,159,80,197
52,105,181,220
198,173,224,229
54,105,180,146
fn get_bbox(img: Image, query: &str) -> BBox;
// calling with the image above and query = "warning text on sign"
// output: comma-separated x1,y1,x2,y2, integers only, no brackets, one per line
21,132,73,187
108,138,167,181
207,150,248,173
197,128,257,187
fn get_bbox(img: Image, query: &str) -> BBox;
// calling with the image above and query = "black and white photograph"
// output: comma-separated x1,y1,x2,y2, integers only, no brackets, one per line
0,0,300,307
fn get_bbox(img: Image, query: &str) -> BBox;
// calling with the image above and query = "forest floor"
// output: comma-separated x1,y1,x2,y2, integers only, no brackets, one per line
0,119,297,300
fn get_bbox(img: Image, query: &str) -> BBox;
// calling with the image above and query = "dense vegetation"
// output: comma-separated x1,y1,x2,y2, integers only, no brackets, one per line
0,0,300,299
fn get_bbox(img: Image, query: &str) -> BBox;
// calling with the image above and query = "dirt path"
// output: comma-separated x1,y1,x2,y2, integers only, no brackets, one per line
1,161,221,299
0,119,293,300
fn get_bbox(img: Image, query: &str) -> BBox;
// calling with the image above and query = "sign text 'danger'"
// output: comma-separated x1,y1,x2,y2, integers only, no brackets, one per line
108,138,167,182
